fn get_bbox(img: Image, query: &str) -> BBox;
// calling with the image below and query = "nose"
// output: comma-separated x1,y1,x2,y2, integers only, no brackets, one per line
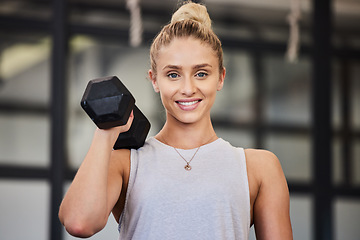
181,76,196,96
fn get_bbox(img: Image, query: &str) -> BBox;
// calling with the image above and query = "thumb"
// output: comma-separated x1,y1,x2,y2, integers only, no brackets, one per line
122,110,134,133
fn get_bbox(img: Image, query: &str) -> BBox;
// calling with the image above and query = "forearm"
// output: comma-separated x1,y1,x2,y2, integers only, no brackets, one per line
59,129,118,237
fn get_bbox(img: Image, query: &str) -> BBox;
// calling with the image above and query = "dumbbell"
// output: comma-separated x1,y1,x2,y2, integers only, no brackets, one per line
80,76,151,149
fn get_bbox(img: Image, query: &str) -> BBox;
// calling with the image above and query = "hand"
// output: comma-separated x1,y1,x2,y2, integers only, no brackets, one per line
117,110,134,133
95,110,135,145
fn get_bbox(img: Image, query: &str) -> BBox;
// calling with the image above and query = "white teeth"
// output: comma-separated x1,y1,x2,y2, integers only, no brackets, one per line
178,100,199,106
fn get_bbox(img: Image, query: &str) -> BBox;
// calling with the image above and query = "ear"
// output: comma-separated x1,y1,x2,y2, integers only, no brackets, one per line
149,69,160,93
217,67,226,91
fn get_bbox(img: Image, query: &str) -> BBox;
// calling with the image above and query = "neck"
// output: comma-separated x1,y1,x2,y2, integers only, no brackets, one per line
156,116,218,149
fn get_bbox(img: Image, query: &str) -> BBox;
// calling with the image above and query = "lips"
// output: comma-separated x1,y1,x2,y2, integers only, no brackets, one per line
175,99,202,110
177,100,200,106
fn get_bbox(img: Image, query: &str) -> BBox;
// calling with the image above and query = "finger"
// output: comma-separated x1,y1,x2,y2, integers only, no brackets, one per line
123,110,134,132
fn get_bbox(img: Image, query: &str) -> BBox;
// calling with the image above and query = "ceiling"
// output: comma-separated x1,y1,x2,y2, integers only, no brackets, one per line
0,0,359,34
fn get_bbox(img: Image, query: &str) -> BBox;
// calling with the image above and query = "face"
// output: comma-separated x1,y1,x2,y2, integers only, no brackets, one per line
149,37,225,125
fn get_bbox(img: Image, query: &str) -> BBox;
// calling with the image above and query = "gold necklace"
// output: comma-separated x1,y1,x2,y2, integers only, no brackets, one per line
173,147,201,171
162,135,217,171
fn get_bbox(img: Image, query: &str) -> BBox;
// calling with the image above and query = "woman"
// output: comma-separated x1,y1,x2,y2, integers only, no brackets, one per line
59,2,293,239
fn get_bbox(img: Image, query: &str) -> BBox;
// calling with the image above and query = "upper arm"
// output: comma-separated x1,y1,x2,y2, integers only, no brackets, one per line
107,149,131,221
246,149,293,240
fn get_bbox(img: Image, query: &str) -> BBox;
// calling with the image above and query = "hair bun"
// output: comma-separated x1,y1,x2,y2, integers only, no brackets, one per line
171,2,212,29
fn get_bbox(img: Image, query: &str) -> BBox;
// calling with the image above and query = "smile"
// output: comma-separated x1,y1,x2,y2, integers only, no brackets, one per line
177,100,201,106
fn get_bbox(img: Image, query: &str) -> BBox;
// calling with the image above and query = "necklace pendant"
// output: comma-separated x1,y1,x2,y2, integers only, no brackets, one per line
184,164,192,171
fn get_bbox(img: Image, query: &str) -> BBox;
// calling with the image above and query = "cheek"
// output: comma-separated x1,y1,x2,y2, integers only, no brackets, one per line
157,78,178,93
158,82,176,102
200,82,219,96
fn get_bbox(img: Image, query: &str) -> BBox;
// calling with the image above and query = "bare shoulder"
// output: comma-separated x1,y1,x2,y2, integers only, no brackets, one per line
244,148,279,163
244,148,284,180
245,149,293,239
244,148,287,205
109,149,131,177
110,148,131,162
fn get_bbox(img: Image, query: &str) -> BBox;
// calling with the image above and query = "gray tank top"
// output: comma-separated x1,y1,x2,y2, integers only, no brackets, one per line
118,137,250,240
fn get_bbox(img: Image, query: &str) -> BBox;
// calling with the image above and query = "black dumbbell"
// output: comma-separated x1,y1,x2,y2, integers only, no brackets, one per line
80,76,151,149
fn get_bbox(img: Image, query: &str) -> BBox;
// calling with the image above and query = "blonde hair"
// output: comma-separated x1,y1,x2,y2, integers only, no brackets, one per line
150,1,224,75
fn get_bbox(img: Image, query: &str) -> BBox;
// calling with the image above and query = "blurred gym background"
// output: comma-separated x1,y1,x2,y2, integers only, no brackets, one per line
0,0,359,239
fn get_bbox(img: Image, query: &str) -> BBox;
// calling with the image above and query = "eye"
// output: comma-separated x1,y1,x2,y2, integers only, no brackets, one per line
196,72,208,78
167,72,179,79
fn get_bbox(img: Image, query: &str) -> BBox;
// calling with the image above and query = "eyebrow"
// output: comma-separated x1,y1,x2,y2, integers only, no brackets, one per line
162,63,212,70
162,65,181,70
193,63,212,69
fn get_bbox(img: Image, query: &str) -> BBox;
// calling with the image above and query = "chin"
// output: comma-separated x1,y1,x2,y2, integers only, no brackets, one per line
177,113,208,125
